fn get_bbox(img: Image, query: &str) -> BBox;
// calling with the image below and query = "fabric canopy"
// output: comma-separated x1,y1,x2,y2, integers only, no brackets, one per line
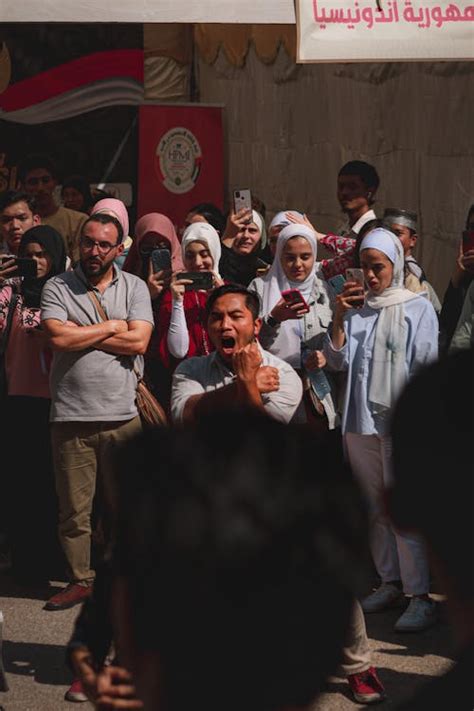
0,0,296,23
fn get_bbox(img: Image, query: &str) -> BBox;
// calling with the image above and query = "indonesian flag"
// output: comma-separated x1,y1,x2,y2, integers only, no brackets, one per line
0,49,143,124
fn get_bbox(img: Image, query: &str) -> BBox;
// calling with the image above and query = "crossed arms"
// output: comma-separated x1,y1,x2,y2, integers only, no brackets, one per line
42,318,153,356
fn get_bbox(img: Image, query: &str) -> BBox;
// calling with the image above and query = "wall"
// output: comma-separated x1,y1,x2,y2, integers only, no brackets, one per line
198,45,474,295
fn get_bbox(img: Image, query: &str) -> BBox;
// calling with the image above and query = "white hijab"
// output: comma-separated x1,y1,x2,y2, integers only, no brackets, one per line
261,223,318,315
251,210,263,235
359,228,419,415
181,222,222,278
268,210,303,233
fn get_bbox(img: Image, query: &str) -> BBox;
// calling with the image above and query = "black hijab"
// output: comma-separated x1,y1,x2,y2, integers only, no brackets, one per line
18,225,67,307
219,244,268,287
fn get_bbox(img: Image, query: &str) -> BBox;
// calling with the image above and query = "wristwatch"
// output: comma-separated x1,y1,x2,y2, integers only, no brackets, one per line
266,314,280,328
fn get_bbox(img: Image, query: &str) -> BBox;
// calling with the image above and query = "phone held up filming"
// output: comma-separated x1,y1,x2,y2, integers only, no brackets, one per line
151,248,172,274
233,189,252,217
176,271,214,291
281,288,310,313
345,268,365,309
0,256,37,278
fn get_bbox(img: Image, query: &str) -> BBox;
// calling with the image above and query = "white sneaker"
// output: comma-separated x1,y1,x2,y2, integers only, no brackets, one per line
361,582,404,613
394,596,437,632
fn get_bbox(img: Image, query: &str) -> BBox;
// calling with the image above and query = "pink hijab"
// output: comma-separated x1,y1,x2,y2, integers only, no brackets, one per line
90,198,129,239
122,212,184,275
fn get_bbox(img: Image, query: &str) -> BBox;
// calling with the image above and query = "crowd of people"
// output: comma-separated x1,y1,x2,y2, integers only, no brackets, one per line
0,153,472,709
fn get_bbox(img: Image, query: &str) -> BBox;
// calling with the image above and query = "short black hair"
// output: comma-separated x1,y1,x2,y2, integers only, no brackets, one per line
188,202,226,236
113,413,368,711
18,153,58,184
390,350,474,604
0,190,38,214
82,213,124,243
206,283,260,320
339,161,380,193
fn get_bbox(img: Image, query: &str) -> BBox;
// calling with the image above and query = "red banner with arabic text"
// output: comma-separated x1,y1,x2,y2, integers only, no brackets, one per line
138,105,224,232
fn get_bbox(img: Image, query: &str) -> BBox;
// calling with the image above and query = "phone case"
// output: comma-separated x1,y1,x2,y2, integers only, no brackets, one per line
151,248,171,273
14,258,37,278
233,189,252,214
328,274,346,295
177,272,213,291
281,289,310,312
345,268,364,285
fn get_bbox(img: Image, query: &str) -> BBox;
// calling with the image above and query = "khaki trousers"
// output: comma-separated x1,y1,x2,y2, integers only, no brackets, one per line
340,600,372,676
51,417,142,585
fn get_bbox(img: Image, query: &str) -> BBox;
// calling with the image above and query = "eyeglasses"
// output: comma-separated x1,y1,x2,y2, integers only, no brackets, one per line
80,236,119,255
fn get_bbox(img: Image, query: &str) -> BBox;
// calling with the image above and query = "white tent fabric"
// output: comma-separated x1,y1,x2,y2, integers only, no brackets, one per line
198,45,474,295
0,0,295,23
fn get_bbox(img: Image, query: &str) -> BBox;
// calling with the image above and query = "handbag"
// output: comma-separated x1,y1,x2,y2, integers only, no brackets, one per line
0,291,19,402
86,289,167,428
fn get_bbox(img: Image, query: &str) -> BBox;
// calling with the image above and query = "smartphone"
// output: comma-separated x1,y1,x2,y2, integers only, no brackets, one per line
233,189,252,216
345,268,365,286
0,256,37,278
151,248,171,274
462,230,474,254
176,271,214,291
345,268,365,309
281,288,310,313
328,274,346,295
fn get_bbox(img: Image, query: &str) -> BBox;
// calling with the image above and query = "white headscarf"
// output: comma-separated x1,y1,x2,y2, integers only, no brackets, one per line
261,224,318,315
268,210,303,233
359,228,419,415
181,222,222,278
251,210,263,234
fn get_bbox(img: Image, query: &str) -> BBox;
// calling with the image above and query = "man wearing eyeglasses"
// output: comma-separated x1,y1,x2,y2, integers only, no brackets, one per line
20,153,87,263
40,213,154,611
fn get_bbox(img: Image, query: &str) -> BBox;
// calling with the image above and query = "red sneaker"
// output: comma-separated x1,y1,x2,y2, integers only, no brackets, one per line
65,679,88,703
44,583,92,611
347,666,386,704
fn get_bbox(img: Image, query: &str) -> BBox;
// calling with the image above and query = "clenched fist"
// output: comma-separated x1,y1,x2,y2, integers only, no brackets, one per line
232,341,262,383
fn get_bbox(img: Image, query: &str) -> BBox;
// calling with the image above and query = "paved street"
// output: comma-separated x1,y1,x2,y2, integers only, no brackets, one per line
0,576,454,711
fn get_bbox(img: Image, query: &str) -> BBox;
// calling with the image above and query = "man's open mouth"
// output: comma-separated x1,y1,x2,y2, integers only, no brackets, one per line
221,336,236,350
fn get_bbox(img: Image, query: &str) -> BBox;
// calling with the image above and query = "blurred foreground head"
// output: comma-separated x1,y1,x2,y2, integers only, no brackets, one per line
111,412,368,711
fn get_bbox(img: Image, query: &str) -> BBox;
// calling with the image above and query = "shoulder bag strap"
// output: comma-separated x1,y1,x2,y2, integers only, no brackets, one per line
86,287,142,380
86,287,109,323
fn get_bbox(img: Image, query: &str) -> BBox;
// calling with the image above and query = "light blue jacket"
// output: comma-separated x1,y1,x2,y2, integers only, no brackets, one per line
324,295,438,435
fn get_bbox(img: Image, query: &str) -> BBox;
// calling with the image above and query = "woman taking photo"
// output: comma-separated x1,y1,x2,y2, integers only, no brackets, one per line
324,227,439,633
121,212,183,409
249,224,338,429
220,210,268,286
154,221,223,370
0,225,66,582
122,212,183,279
